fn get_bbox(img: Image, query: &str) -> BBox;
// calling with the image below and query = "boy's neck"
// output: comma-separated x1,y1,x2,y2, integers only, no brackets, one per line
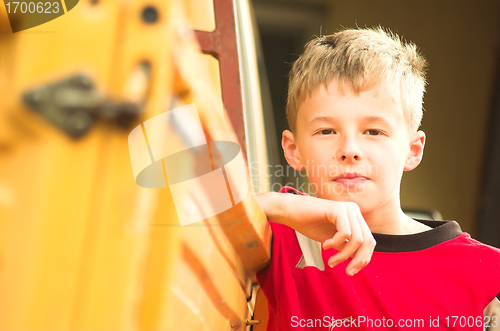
362,200,432,235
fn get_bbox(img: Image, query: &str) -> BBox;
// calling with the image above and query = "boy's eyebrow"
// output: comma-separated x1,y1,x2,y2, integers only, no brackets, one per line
308,116,335,126
307,116,393,127
361,116,393,127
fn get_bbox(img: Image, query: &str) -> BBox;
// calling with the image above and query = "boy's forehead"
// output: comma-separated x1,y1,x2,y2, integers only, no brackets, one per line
299,79,402,112
295,79,409,131
323,78,400,100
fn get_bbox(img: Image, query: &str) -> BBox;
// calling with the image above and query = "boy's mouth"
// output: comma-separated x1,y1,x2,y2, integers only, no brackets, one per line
333,173,368,186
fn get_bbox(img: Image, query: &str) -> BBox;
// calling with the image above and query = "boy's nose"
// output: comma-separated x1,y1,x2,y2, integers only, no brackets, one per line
341,154,359,161
337,136,362,162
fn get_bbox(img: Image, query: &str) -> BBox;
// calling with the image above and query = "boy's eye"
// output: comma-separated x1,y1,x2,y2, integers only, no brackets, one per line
365,129,382,136
317,129,336,135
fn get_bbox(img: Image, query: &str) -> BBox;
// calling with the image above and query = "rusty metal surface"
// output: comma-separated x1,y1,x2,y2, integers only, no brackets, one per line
194,0,247,160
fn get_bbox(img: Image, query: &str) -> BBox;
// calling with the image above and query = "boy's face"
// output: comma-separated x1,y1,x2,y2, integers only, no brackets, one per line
282,79,425,216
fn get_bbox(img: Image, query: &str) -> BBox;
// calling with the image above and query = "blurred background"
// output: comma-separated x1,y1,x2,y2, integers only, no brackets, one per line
252,0,500,246
1,0,500,330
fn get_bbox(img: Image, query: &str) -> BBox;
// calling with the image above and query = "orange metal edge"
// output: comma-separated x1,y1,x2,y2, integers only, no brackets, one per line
206,192,271,278
172,55,272,278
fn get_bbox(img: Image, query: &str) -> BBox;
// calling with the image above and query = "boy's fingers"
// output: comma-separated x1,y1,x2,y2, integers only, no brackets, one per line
327,238,359,269
323,206,351,249
323,241,347,252
346,242,375,275
327,206,363,268
323,204,355,251
346,213,376,275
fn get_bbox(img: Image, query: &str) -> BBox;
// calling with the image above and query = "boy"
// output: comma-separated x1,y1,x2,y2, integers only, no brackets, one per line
255,27,500,330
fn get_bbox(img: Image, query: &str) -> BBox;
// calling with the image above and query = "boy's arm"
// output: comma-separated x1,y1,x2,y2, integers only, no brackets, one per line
484,297,500,331
255,192,376,276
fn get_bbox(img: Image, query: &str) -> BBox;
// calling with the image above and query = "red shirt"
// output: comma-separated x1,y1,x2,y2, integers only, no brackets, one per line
256,187,500,330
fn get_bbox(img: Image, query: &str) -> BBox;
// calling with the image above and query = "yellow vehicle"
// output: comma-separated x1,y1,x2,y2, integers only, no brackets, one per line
0,0,275,329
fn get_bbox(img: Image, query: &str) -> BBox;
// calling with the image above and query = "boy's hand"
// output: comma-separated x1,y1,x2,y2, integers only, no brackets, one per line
255,192,376,276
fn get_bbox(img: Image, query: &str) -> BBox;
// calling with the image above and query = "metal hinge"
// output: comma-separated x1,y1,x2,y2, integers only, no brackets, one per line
23,73,143,139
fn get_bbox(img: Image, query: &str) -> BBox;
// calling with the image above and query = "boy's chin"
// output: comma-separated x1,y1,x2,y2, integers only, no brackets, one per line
317,192,363,203
315,183,368,200
319,193,372,214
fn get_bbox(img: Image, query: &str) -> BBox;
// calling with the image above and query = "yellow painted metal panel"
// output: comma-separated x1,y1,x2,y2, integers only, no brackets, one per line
195,53,225,126
0,132,104,331
184,0,215,32
70,0,175,328
0,1,270,331
138,187,181,331
0,1,123,330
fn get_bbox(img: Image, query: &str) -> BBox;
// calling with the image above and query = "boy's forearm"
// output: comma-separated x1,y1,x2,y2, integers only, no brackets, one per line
255,192,288,226
254,191,375,276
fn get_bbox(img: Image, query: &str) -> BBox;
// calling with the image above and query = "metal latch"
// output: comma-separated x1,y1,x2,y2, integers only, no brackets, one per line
23,73,143,139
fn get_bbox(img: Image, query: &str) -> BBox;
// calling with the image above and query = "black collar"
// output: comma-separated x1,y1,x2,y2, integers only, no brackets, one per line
372,219,462,252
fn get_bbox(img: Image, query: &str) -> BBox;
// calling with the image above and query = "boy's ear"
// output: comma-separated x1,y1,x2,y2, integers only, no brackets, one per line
404,130,426,171
282,130,305,171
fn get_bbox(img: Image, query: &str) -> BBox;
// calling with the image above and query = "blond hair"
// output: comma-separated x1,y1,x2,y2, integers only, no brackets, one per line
286,27,427,133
